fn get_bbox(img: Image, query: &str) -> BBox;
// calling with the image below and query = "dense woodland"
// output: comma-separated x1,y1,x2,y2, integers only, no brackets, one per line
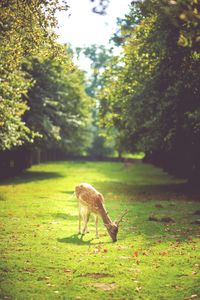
0,0,200,185
99,0,200,184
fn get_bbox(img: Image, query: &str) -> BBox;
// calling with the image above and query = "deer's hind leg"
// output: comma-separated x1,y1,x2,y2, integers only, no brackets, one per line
82,208,90,235
78,203,88,234
78,202,83,234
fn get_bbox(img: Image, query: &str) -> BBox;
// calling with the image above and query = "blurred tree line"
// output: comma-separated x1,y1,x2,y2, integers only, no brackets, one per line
99,0,200,185
75,44,117,159
1,0,200,186
0,0,92,178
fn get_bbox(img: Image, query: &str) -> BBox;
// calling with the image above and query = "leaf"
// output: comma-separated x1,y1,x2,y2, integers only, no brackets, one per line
133,251,139,257
159,251,168,256
64,268,72,273
93,245,101,254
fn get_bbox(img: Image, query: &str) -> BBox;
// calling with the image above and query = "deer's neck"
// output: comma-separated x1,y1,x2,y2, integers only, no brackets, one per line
99,205,112,226
98,204,118,242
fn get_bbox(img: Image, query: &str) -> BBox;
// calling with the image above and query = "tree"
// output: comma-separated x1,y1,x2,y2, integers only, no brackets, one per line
23,50,91,156
99,0,200,182
0,0,69,150
76,45,116,158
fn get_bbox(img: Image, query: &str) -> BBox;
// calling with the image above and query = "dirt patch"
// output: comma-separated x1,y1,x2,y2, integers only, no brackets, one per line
148,216,175,223
160,217,175,223
191,219,200,225
80,273,113,279
193,210,200,215
88,282,117,291
148,216,159,222
155,204,163,208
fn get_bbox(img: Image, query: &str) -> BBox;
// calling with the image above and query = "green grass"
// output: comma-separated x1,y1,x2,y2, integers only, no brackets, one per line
0,161,199,300
122,152,145,159
112,152,145,159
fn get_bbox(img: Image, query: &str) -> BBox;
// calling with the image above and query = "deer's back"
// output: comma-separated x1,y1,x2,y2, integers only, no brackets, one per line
75,183,104,213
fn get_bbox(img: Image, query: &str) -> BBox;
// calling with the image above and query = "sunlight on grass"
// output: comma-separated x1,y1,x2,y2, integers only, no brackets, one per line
123,152,145,159
0,161,199,299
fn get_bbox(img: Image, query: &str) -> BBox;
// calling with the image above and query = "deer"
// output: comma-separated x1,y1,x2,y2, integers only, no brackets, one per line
75,183,128,242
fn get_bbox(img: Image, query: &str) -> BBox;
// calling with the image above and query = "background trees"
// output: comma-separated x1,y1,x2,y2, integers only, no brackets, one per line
99,0,200,183
0,0,69,150
23,53,91,156
0,0,92,176
1,0,200,185
75,45,116,158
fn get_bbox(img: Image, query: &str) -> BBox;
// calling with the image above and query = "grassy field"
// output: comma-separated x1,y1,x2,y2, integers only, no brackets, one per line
0,161,200,300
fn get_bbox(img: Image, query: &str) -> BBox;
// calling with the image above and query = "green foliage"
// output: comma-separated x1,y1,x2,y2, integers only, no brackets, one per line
77,45,116,157
23,53,92,154
99,0,200,181
79,44,113,97
0,0,69,150
0,161,199,299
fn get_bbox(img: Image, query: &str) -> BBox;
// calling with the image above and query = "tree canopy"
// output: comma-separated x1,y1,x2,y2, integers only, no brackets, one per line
99,0,200,182
1,0,200,184
0,0,69,150
0,0,91,155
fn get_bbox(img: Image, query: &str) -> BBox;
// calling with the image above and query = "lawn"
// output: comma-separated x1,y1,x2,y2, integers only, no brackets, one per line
0,161,199,300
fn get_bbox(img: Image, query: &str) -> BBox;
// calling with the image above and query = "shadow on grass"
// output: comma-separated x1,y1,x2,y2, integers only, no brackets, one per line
60,191,75,195
0,171,64,185
95,181,200,201
58,234,92,245
53,213,77,221
58,234,114,245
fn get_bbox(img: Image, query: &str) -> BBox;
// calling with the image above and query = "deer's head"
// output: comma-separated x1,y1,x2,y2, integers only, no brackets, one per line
106,210,128,242
106,222,118,242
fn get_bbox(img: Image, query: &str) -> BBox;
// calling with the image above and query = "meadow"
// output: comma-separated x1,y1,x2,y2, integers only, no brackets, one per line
0,161,199,300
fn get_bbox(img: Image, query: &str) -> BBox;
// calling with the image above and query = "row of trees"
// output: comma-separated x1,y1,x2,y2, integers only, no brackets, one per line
75,44,117,158
1,0,199,185
0,0,92,177
99,0,200,184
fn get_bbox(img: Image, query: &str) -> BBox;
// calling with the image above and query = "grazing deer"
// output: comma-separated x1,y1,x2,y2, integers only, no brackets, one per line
75,183,128,242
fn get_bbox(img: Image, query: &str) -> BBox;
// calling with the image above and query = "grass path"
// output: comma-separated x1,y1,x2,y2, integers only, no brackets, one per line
0,161,199,299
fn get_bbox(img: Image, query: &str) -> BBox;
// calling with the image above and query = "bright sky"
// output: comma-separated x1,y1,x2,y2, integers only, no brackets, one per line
56,0,132,70
57,0,132,47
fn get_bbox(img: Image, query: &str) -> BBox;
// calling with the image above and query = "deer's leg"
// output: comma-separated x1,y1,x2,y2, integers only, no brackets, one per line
95,215,99,239
78,202,82,234
78,211,81,234
82,210,90,234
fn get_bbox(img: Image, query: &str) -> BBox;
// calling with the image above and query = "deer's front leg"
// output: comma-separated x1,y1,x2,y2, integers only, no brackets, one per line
78,211,81,234
95,215,99,239
78,202,82,234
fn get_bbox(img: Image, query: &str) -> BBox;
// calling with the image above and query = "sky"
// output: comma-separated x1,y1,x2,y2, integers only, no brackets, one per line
56,0,132,69
57,0,132,47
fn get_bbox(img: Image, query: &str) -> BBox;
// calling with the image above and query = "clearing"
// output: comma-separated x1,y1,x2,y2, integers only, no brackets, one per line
0,161,199,299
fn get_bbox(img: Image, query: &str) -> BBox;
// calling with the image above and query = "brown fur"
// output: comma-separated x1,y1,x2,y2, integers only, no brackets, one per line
75,183,104,214
75,183,118,242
